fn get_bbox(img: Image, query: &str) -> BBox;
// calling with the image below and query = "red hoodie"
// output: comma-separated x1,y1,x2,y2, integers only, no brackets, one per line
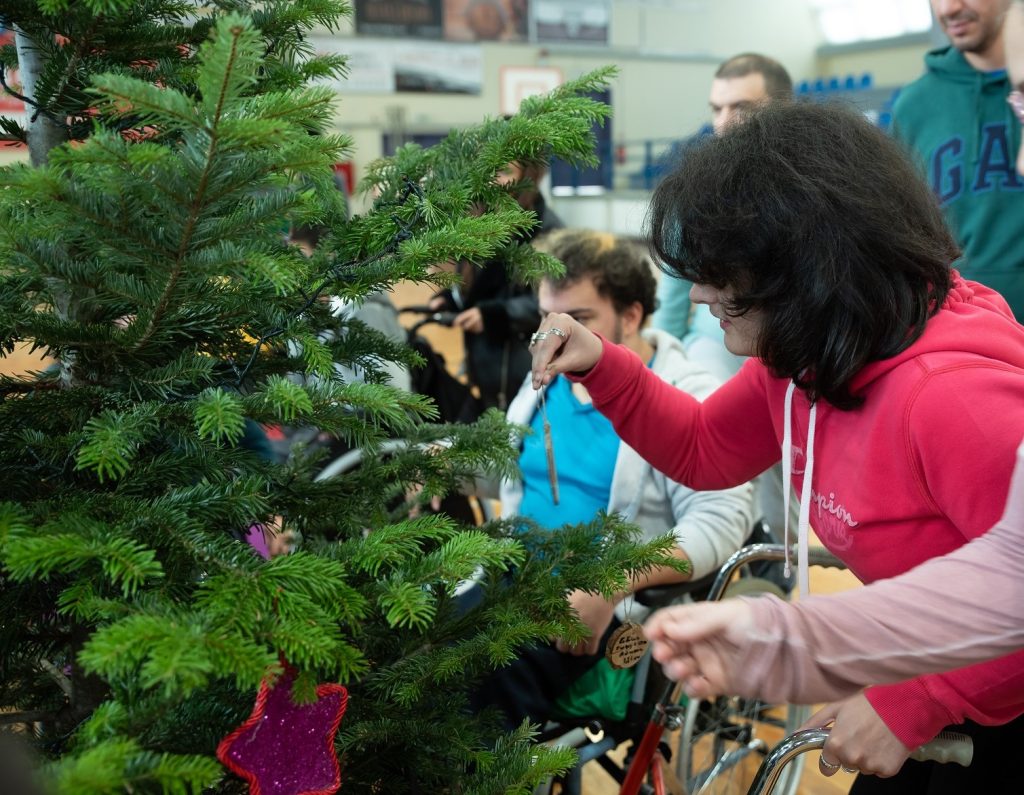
573,275,1024,748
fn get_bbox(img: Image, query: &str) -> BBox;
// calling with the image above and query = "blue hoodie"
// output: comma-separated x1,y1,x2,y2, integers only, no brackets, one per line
892,46,1024,317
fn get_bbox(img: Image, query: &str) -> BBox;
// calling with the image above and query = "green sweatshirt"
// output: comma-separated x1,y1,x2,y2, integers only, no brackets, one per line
893,46,1024,318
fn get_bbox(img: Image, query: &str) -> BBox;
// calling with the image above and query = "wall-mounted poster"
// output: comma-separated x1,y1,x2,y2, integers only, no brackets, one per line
533,0,610,44
443,0,528,42
311,37,483,95
394,43,483,94
318,38,396,93
354,0,444,39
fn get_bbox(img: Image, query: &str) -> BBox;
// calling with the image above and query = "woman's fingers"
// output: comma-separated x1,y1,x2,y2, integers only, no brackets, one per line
529,313,602,388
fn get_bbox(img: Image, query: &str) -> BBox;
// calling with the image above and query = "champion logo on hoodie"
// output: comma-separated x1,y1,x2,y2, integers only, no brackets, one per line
811,489,858,528
809,488,858,551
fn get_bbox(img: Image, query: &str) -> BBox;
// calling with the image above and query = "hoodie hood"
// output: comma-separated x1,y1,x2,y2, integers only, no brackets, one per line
851,274,1024,393
781,274,1024,593
923,45,1009,87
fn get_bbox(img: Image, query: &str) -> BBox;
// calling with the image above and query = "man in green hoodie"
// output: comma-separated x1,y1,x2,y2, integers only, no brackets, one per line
893,0,1024,318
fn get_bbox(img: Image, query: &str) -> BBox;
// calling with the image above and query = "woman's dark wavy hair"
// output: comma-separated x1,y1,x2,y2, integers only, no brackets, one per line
649,101,958,410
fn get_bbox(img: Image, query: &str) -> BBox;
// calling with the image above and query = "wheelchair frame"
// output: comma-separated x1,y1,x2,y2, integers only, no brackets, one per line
541,543,848,795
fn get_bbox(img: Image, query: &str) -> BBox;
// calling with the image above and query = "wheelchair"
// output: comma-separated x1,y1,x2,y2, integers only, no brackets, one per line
746,726,973,795
537,540,847,795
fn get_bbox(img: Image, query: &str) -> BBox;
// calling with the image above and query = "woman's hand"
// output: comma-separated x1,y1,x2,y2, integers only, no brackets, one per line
530,313,604,389
803,694,911,778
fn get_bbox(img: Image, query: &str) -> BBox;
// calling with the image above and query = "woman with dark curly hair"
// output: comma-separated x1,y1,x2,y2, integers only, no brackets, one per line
529,101,1024,793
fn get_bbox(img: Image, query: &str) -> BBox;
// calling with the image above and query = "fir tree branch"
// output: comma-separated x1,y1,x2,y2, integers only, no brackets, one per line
0,66,42,112
132,20,252,354
231,176,425,386
47,16,103,117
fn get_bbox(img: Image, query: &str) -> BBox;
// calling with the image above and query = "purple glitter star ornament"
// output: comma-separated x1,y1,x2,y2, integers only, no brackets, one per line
217,667,348,795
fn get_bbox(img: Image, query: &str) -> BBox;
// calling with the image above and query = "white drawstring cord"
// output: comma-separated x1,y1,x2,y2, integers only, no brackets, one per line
781,381,818,595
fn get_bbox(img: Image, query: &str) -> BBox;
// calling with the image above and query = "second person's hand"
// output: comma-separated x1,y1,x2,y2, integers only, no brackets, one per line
530,312,604,389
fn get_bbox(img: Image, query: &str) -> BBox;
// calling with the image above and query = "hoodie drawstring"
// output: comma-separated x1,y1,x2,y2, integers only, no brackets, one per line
781,381,818,595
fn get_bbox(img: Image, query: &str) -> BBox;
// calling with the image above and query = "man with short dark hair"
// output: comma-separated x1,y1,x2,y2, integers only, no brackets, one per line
652,52,792,380
652,53,794,543
710,52,794,132
893,0,1024,317
471,228,754,730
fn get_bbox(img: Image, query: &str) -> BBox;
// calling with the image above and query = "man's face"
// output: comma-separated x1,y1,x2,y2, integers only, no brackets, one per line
538,276,626,345
709,73,769,135
931,0,1010,54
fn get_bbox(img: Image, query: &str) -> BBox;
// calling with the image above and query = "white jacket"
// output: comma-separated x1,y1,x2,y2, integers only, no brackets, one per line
500,328,755,618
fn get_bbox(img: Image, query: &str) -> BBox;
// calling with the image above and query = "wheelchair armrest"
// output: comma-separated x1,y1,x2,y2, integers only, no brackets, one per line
632,570,720,608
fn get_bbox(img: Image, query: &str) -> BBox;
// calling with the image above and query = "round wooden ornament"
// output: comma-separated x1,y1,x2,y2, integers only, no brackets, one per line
605,621,649,669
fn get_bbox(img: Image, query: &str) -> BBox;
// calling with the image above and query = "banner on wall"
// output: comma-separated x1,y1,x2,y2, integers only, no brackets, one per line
532,0,610,44
394,43,483,93
354,0,444,39
311,36,482,95
443,0,528,42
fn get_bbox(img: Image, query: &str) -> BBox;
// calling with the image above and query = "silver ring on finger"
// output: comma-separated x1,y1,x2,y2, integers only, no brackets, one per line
842,766,858,774
818,755,841,775
529,331,549,346
548,327,567,338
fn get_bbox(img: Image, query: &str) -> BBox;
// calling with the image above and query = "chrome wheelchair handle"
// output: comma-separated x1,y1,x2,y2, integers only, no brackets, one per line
745,728,973,795
706,543,846,602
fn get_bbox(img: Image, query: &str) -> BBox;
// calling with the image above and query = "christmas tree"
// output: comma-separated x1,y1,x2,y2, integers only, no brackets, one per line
0,2,679,792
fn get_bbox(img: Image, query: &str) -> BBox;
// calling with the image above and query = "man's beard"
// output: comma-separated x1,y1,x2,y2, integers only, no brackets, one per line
944,11,1001,55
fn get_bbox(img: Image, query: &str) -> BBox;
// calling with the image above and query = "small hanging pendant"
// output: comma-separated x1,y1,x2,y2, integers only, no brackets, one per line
543,417,559,505
605,621,649,669
539,387,559,505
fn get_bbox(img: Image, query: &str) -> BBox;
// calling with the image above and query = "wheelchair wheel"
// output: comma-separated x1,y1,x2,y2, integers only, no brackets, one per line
675,577,809,795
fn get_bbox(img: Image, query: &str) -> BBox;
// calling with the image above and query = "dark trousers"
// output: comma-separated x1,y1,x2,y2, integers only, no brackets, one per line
849,713,1022,793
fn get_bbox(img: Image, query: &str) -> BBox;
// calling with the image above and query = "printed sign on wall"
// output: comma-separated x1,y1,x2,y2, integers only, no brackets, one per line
311,36,482,95
443,0,528,42
394,42,483,93
533,0,610,44
354,0,445,39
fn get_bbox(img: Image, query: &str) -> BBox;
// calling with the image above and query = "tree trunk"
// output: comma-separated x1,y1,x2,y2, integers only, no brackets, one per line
13,27,67,166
